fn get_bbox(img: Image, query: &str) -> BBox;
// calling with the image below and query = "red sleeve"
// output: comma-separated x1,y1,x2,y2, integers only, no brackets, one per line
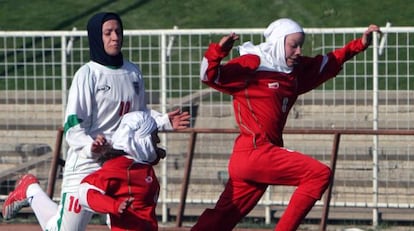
331,38,367,64
200,43,260,94
296,38,367,94
80,172,123,216
85,189,123,216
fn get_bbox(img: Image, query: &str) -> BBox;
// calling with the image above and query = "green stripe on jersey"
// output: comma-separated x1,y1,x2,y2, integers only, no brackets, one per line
63,114,83,134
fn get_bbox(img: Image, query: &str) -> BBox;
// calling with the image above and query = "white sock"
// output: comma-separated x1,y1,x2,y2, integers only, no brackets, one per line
26,183,43,199
27,183,58,230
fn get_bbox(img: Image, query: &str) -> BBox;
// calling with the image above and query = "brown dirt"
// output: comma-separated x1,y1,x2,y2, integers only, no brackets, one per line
0,223,273,231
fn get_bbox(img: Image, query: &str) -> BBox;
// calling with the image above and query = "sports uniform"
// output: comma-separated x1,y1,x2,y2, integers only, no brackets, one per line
78,111,163,231
192,18,372,231
2,12,171,231
47,13,170,230
50,61,169,231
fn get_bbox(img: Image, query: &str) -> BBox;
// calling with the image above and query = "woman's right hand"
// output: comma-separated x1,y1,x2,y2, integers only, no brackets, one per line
118,197,134,214
219,32,240,52
91,134,108,154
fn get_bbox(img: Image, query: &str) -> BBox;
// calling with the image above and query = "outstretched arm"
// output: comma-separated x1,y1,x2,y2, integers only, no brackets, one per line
361,24,382,47
200,33,260,93
167,33,241,130
297,24,382,94
168,108,191,130
218,33,239,53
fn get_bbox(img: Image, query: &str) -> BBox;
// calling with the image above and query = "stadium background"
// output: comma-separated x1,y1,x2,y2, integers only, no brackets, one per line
1,0,414,230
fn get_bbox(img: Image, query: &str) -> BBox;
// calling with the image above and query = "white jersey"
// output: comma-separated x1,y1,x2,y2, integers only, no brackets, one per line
62,60,171,193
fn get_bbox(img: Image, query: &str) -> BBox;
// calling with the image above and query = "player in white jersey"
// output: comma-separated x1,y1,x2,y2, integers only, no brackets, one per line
2,12,190,231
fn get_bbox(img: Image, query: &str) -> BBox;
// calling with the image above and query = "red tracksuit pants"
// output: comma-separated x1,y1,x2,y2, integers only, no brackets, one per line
191,139,332,231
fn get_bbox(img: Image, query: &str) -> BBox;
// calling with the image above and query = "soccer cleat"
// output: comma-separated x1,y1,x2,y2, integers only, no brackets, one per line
2,174,39,220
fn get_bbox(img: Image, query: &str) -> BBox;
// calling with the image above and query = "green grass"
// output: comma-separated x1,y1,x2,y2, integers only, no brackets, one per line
0,0,412,91
0,0,413,30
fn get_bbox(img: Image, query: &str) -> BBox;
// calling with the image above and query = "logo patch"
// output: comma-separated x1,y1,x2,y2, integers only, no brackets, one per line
268,82,279,89
145,176,153,183
97,85,111,92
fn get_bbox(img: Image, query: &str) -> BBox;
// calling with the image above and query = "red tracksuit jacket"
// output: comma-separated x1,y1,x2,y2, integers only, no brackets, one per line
81,156,159,231
201,38,367,147
191,37,368,231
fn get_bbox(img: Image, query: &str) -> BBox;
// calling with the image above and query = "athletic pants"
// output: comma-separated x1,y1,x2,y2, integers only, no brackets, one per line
191,138,332,231
29,187,93,231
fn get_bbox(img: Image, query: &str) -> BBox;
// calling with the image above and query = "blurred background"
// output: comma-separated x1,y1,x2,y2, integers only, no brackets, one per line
1,0,413,30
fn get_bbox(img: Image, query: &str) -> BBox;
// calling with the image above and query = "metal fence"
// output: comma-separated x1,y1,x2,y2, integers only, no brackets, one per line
0,26,413,227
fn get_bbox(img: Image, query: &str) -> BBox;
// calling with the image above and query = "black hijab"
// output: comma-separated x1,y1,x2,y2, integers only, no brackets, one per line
87,12,124,67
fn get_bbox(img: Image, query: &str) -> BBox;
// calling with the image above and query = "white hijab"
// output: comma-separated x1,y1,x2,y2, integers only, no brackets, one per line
111,111,158,164
238,18,304,73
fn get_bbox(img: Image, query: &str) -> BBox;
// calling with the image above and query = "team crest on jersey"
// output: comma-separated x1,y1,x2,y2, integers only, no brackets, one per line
133,82,140,95
145,176,153,183
97,85,111,92
268,82,280,89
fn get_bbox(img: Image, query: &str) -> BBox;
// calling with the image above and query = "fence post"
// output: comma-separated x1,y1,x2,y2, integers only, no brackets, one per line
176,131,197,227
160,32,170,223
46,127,64,198
320,132,341,231
372,31,380,228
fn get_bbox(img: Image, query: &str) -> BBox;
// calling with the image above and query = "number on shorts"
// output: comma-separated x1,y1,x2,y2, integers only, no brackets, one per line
68,195,82,213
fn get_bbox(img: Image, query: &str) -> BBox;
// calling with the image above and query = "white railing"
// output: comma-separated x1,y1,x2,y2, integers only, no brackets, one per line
0,26,413,227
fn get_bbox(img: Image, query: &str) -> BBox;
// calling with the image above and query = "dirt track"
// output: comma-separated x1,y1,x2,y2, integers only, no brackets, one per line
3,223,414,231
0,224,274,231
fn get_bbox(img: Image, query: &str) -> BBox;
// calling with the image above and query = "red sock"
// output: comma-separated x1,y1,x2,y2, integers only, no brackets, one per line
275,193,317,231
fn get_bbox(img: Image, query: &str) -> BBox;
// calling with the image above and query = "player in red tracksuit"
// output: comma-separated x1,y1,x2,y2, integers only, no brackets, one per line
78,111,166,231
80,156,160,231
191,18,381,231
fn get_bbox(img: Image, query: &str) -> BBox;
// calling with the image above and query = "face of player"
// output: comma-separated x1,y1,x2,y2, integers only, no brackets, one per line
102,19,122,56
285,32,305,67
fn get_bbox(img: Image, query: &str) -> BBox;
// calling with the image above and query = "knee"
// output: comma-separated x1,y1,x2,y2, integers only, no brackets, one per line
306,164,332,190
303,165,332,199
318,165,332,190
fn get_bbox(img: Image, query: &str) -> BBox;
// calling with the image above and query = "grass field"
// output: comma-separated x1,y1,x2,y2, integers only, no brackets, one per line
0,0,413,31
1,0,413,91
